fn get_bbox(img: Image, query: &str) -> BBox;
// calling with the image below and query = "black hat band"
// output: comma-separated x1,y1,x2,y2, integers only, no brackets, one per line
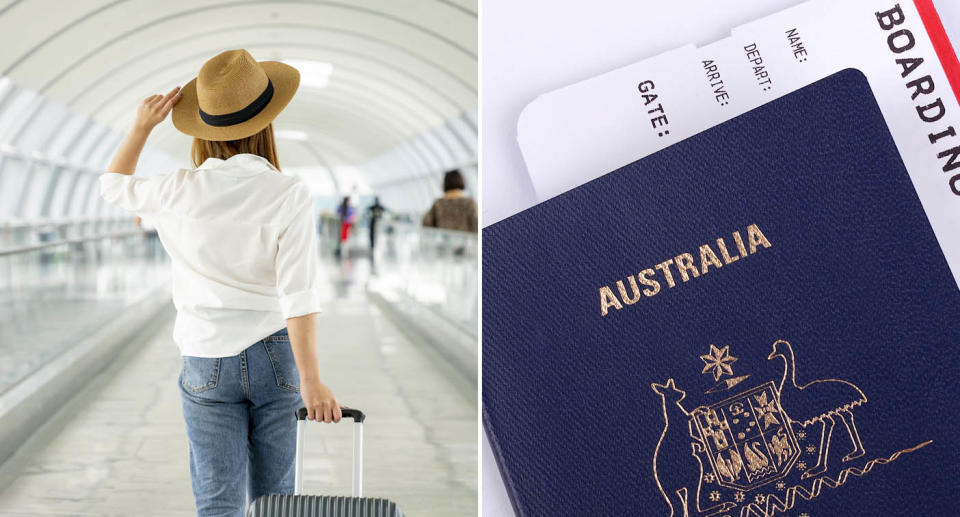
198,79,274,127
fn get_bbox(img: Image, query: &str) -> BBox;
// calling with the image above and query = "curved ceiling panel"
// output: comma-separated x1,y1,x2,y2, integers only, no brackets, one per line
0,0,476,172
95,46,459,127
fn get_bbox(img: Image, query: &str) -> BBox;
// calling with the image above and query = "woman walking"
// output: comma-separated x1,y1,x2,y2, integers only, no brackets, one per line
336,195,356,258
422,169,477,232
367,196,387,252
98,49,341,517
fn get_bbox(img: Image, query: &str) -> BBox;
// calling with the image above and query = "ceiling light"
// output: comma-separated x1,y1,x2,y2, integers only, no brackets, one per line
283,60,333,88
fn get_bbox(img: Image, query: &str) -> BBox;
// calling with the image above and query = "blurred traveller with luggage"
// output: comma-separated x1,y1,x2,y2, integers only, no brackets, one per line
336,195,357,258
98,49,343,517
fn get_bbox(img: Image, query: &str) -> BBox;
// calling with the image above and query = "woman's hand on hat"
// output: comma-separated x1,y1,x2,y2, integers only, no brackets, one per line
134,86,181,132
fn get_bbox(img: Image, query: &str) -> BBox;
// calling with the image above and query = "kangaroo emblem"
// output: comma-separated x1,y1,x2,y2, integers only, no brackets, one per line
652,379,735,517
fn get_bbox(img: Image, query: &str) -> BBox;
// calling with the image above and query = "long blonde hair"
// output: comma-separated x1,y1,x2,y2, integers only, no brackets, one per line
191,123,280,170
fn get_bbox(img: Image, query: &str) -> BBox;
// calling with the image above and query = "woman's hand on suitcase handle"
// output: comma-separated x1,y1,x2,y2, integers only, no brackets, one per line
300,377,343,423
287,314,341,422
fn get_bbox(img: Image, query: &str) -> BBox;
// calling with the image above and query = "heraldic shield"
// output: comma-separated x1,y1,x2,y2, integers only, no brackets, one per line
691,382,800,492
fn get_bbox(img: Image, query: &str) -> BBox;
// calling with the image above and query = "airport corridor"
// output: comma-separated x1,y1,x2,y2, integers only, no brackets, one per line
0,1,478,513
0,256,477,516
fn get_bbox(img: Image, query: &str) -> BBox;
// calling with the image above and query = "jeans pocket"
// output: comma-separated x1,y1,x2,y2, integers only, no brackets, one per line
263,338,300,393
180,356,221,394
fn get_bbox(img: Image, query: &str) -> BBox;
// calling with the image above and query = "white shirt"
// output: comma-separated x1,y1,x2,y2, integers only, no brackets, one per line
99,154,323,357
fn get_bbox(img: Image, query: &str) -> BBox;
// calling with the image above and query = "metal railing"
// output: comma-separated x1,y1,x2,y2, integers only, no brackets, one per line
0,216,134,252
0,229,147,257
0,220,169,395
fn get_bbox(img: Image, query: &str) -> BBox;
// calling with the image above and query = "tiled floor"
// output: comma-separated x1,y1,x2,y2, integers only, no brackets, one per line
0,264,477,516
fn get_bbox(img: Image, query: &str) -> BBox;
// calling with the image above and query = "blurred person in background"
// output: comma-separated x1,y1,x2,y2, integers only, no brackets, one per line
366,196,387,254
97,49,342,517
336,195,356,258
422,169,477,233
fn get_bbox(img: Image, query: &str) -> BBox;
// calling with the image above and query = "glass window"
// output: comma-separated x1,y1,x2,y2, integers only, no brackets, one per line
46,112,87,159
15,101,69,153
19,160,53,219
60,168,85,217
90,188,107,217
85,177,109,217
439,122,472,165
87,132,122,170
69,174,95,217
0,87,40,144
69,122,109,166
411,138,442,172
48,167,77,219
414,181,432,214
0,156,29,220
461,163,478,195
398,141,429,178
421,129,456,169
449,113,478,155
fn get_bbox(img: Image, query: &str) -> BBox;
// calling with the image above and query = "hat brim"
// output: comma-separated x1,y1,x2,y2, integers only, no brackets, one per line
172,61,299,141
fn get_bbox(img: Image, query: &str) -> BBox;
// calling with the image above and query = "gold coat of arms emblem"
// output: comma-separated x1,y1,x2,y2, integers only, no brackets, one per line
692,381,799,492
651,340,931,517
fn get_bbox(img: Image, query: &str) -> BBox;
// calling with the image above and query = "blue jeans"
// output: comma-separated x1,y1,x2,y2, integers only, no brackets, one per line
178,328,301,517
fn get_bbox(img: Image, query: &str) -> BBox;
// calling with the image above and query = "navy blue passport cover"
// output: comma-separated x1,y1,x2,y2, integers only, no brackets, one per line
483,69,960,516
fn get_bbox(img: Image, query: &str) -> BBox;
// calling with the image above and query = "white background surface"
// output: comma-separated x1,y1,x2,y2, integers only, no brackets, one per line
480,1,960,515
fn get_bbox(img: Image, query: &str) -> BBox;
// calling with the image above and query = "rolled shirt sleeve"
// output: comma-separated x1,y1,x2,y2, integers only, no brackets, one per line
275,184,323,319
99,172,175,215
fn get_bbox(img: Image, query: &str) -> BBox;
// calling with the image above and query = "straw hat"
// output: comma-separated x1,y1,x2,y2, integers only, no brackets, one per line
172,49,299,141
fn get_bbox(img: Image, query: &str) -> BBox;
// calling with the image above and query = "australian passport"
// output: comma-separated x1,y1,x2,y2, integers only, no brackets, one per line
482,69,960,516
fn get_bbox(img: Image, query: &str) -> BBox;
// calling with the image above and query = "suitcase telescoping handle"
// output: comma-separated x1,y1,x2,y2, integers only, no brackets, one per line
294,407,366,497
